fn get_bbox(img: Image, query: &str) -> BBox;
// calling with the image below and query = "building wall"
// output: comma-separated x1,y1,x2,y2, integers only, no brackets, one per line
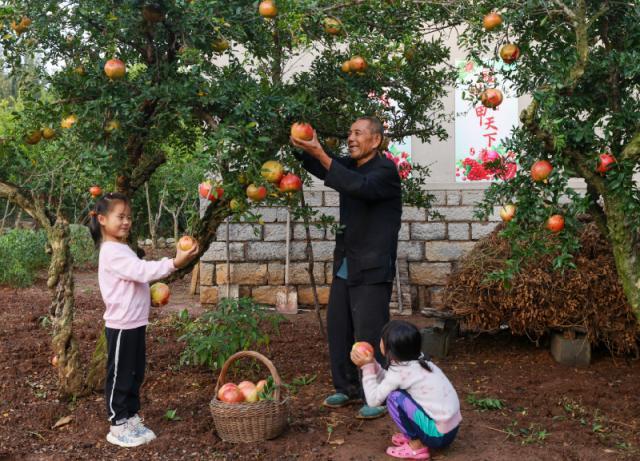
198,31,602,311
198,189,504,312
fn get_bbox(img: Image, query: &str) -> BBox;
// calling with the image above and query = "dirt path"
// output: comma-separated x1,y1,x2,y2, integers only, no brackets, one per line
1,269,639,460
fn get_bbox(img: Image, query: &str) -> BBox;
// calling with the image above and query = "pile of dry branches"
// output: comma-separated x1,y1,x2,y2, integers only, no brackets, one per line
444,222,639,356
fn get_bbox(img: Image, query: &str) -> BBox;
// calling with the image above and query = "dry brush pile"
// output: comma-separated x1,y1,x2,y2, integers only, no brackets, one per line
444,222,639,356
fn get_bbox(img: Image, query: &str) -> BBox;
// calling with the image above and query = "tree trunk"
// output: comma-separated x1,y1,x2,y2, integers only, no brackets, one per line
1,199,14,232
14,209,22,228
47,218,84,398
85,330,107,392
603,194,640,320
145,182,158,248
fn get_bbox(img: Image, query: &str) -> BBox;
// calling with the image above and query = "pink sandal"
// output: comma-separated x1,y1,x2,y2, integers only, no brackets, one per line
391,432,411,446
386,442,430,460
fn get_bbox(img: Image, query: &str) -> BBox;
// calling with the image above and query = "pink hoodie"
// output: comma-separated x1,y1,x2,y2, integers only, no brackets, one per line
98,241,176,330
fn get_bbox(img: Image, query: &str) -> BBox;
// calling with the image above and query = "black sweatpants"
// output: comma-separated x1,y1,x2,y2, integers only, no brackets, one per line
105,326,146,425
326,277,392,399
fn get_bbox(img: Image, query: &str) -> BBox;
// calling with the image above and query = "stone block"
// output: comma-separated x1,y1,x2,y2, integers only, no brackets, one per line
216,223,261,241
431,206,477,222
251,286,277,305
417,286,430,309
218,284,240,300
246,242,287,260
489,206,502,222
326,263,334,284
448,223,470,241
409,262,452,285
239,286,252,298
471,222,499,240
402,207,426,221
289,241,310,261
446,191,462,206
315,207,340,221
200,263,215,286
397,241,424,261
310,241,335,262
263,223,288,241
461,190,486,206
293,223,325,241
550,332,591,368
429,287,445,309
200,286,218,305
323,191,340,206
248,207,279,223
325,226,339,241
430,191,447,206
425,241,476,262
421,320,457,359
297,285,331,305
216,263,268,285
201,242,245,262
398,222,410,241
411,223,446,241
303,191,323,206
268,262,325,285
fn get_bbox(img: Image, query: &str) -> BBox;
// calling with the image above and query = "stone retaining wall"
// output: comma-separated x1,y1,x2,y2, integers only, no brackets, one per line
198,189,503,313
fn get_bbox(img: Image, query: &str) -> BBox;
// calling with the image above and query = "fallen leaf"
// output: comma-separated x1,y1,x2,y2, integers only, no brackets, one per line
52,415,74,429
329,438,344,445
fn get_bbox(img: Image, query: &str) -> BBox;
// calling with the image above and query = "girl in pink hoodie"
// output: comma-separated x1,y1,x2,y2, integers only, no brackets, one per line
89,192,199,448
351,320,461,460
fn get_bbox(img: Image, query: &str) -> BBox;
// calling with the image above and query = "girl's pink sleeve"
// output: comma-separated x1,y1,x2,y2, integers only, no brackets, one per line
361,362,400,407
105,247,175,283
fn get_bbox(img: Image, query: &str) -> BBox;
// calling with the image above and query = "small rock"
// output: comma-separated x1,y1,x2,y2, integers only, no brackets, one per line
138,240,145,247
166,238,175,244
144,239,153,246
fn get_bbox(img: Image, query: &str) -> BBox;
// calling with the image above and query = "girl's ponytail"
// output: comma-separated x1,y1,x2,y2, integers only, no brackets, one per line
88,210,102,247
86,192,130,247
417,352,432,372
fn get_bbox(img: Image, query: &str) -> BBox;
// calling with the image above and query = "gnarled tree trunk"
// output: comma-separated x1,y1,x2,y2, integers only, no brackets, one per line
46,218,84,398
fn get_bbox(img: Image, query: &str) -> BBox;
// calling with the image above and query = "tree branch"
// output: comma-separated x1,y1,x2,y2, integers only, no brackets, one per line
129,151,167,193
621,131,640,161
0,180,53,231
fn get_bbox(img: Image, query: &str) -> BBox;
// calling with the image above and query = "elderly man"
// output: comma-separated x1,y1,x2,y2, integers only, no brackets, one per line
290,116,402,419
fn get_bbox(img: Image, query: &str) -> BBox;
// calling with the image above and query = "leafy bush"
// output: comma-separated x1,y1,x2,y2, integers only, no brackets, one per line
176,297,285,370
69,224,97,268
0,229,49,287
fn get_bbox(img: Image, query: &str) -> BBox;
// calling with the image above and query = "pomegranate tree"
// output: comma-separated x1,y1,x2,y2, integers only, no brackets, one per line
462,0,640,321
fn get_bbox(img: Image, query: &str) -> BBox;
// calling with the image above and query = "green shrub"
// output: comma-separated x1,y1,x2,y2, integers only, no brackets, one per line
0,229,49,287
176,297,285,370
69,224,97,268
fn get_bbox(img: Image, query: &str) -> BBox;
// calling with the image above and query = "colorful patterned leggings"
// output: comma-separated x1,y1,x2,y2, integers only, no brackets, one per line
387,390,459,449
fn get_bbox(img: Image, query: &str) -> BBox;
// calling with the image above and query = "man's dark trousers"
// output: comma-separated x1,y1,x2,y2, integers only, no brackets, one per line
327,277,392,398
293,147,402,401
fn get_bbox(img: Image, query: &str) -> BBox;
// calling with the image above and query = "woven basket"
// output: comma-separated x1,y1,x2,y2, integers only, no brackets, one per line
210,351,289,443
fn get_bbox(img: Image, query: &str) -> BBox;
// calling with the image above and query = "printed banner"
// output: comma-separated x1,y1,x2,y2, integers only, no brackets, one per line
455,60,519,182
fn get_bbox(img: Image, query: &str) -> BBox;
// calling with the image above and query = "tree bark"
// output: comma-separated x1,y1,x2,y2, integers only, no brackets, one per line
85,330,107,392
47,218,84,398
602,194,640,320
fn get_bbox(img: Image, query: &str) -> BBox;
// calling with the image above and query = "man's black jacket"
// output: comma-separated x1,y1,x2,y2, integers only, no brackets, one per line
295,150,402,285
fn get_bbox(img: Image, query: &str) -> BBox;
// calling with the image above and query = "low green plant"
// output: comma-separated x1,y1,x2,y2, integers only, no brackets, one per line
0,229,49,287
69,224,97,268
176,297,285,371
466,393,505,411
164,409,181,421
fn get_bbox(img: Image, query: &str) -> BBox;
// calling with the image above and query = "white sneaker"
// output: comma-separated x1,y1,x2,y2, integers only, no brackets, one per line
128,414,157,443
106,420,147,447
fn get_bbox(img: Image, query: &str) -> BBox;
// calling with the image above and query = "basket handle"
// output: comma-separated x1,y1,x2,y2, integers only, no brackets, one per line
214,350,282,402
